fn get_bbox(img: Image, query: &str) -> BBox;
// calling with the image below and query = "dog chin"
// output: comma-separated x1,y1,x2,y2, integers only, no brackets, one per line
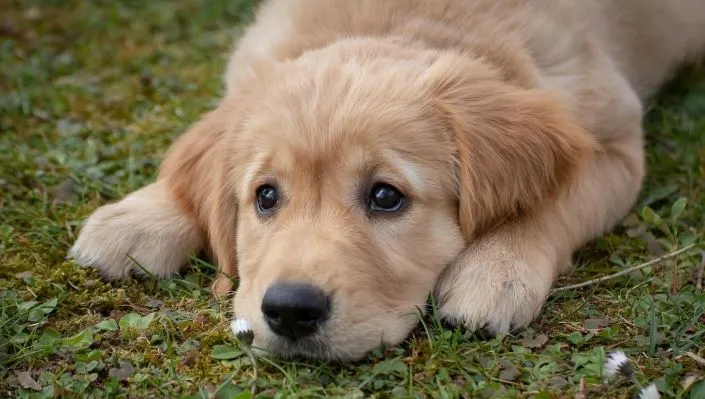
254,335,346,361
252,332,385,362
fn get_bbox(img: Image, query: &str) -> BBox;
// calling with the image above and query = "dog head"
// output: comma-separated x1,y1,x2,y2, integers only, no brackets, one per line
177,40,595,360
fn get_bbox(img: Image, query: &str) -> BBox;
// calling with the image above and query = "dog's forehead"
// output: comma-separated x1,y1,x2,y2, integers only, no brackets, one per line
268,139,387,188
242,102,422,173
236,61,457,193
243,59,437,146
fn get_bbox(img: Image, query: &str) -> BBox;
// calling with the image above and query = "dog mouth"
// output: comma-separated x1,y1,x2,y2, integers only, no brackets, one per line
254,331,343,360
231,317,331,359
231,316,389,361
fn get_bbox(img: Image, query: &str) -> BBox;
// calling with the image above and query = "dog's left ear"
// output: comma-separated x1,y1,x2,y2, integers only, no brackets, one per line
158,99,241,295
421,54,599,240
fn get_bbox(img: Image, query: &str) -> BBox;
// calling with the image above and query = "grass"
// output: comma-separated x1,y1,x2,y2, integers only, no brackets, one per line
1,1,704,397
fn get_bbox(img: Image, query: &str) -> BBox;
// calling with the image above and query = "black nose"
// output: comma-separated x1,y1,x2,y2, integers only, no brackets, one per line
261,283,330,340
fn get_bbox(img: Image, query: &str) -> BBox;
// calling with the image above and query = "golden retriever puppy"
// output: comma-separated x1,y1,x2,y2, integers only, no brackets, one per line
68,0,705,360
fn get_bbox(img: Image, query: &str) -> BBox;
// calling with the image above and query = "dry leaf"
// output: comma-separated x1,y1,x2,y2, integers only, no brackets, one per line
518,334,549,348
15,371,42,391
499,359,520,381
583,318,610,330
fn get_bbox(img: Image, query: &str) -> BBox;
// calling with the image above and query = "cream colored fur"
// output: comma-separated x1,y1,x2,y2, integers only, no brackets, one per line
69,0,705,360
68,181,203,279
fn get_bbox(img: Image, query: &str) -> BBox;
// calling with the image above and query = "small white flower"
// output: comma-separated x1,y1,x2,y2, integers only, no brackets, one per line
604,351,633,378
230,318,251,336
230,318,254,345
639,384,660,399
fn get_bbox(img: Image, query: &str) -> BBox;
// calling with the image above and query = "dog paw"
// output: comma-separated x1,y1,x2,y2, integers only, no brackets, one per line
434,229,555,334
211,275,234,298
68,182,203,280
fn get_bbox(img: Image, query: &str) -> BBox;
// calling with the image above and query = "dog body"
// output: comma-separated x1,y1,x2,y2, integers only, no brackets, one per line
69,0,705,360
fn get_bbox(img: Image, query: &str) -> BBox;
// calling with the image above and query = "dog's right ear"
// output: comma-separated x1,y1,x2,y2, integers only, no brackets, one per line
158,99,240,296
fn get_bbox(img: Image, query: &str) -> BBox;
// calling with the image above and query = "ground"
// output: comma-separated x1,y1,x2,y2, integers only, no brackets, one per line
1,1,704,398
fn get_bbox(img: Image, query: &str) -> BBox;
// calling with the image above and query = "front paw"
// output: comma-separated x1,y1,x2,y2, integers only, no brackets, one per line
68,182,203,280
434,232,555,334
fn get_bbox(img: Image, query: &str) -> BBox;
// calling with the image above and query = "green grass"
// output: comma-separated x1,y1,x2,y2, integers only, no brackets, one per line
1,1,704,398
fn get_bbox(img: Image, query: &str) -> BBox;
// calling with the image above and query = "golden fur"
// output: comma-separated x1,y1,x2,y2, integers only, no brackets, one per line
69,0,705,360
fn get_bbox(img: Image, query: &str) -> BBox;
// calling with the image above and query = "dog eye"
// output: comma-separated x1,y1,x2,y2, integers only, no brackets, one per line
368,183,405,213
256,185,279,213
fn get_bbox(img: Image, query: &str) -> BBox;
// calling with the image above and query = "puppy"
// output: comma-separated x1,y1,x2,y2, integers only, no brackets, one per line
69,0,705,360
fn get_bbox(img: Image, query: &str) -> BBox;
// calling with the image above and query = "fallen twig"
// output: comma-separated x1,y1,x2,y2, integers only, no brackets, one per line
574,376,586,399
696,251,704,291
672,245,680,295
550,244,697,295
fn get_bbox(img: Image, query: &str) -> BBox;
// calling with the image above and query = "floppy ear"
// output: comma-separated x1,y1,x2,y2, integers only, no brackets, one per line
424,55,599,240
158,100,240,295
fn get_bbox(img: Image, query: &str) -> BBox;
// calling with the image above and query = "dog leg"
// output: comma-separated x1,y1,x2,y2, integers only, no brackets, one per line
70,103,237,296
435,121,645,333
68,180,204,280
